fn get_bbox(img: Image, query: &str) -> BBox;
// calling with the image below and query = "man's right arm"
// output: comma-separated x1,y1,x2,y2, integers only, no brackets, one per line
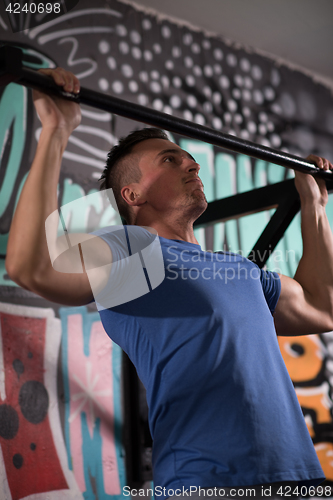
5,68,110,306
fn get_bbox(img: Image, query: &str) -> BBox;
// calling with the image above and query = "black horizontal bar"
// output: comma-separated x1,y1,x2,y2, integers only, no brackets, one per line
194,178,297,226
0,45,332,179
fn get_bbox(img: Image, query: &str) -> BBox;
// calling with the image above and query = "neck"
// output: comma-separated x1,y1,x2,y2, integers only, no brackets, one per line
132,210,200,244
151,221,199,244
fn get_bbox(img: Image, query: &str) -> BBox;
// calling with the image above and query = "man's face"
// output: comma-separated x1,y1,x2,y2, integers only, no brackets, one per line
128,138,208,218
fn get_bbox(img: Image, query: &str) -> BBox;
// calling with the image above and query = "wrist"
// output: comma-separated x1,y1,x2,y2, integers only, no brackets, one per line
300,200,326,218
39,126,71,151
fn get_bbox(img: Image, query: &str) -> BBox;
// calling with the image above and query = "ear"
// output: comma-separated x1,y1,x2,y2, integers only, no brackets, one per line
121,184,146,207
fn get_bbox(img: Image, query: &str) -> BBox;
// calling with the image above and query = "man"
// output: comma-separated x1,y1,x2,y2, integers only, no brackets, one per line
6,67,333,497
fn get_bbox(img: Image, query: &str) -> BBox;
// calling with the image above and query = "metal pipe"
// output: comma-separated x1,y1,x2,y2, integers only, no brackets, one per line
0,44,331,179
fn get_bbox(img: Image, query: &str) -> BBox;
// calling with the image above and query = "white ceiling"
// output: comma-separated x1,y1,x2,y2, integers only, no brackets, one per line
127,0,333,89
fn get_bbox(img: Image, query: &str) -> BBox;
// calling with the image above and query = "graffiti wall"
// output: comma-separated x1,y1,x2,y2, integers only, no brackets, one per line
1,0,333,497
0,302,125,500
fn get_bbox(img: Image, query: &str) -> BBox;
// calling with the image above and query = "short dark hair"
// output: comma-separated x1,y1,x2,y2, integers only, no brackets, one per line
99,127,168,223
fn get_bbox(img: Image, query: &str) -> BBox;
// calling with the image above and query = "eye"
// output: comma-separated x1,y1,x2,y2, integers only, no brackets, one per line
163,156,175,163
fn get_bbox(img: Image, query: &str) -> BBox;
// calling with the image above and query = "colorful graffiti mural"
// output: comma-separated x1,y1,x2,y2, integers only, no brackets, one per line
278,334,333,482
0,303,78,499
60,306,125,498
0,302,124,500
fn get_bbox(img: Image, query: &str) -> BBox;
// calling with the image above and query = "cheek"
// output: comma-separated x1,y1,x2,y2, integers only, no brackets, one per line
149,175,178,194
160,182,181,198
142,170,183,202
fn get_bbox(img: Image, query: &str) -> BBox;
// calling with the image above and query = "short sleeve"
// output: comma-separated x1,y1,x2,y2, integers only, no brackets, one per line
89,225,163,310
260,269,281,314
91,225,130,261
91,225,157,259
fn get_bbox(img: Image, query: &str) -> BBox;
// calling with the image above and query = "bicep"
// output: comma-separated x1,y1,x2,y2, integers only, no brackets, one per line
27,235,112,306
30,269,94,306
274,274,333,336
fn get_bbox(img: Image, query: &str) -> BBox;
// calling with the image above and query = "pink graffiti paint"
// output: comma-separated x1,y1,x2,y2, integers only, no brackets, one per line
66,313,120,495
0,311,68,500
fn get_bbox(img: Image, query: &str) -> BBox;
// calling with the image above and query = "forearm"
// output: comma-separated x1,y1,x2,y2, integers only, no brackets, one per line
294,201,333,312
6,127,69,286
274,161,333,335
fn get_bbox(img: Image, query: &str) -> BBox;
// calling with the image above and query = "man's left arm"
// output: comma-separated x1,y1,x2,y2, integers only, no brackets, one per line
274,155,333,336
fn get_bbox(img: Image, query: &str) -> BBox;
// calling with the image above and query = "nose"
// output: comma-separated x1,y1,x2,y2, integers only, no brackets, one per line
184,157,200,173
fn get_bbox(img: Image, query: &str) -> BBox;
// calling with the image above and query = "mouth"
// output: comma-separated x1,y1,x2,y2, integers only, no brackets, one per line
186,178,203,188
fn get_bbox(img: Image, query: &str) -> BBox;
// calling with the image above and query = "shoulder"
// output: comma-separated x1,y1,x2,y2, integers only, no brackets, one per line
91,225,157,258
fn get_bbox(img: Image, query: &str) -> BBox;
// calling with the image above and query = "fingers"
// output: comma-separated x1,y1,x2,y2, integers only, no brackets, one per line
306,154,333,171
38,67,80,94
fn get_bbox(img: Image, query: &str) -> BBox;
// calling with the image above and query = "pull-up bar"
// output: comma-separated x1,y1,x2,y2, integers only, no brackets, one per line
0,44,331,179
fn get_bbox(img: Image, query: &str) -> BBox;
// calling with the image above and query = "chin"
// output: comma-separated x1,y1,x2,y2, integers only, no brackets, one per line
191,192,208,218
194,190,208,206
180,190,208,216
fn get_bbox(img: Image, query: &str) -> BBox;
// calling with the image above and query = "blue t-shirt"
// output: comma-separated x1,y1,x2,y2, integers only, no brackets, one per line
93,226,324,491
